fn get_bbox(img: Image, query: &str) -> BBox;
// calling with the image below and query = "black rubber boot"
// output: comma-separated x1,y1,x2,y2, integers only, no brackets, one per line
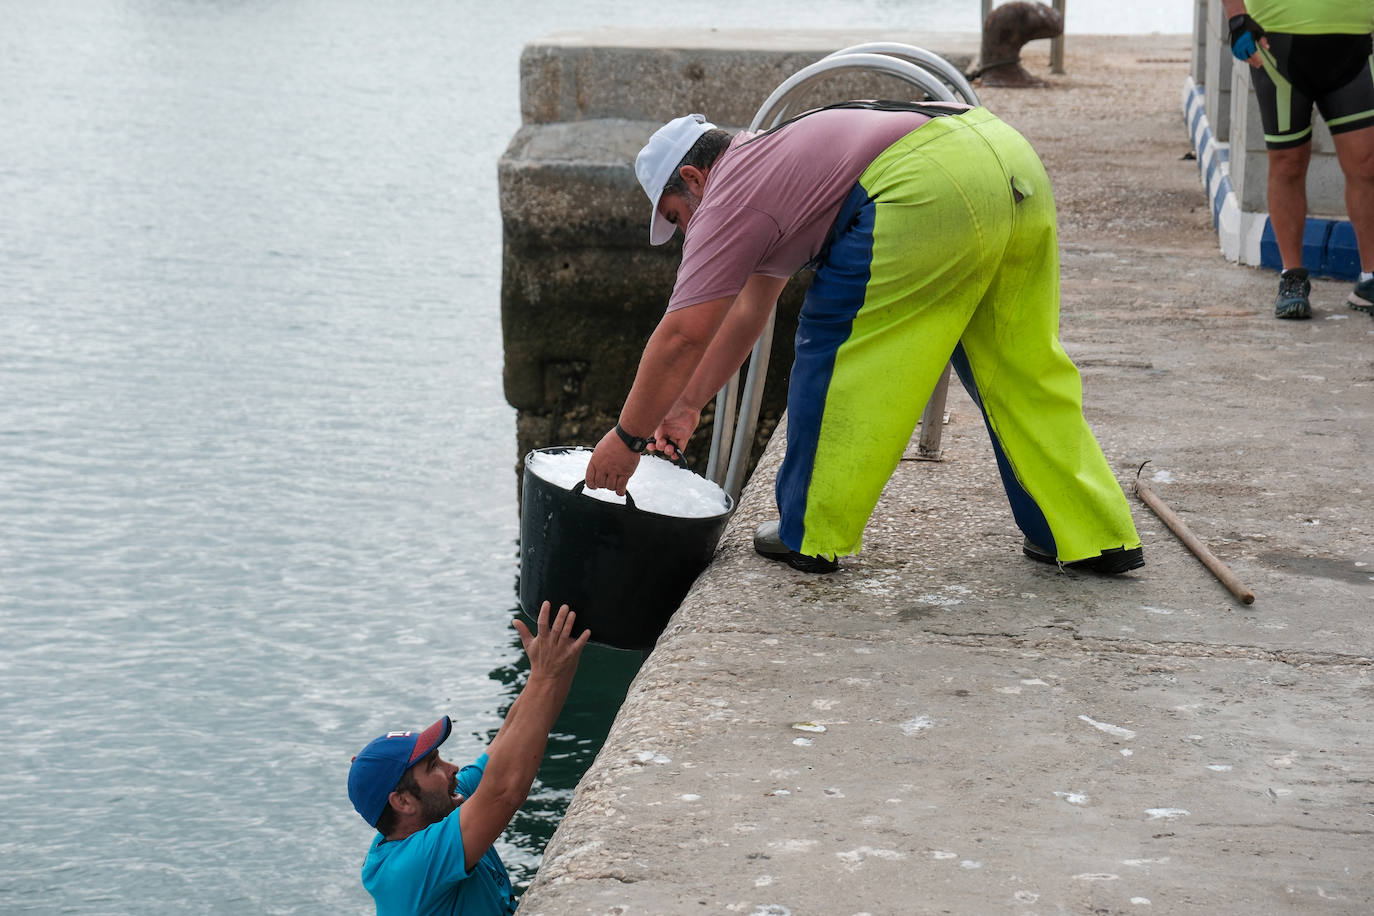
1023,537,1144,574
754,521,839,574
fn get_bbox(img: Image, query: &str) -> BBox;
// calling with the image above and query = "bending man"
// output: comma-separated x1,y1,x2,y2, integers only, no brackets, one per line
347,601,589,914
584,102,1142,575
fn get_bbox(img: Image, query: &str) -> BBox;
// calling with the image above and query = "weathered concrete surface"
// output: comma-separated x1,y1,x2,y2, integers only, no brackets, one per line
515,35,1374,916
519,29,977,126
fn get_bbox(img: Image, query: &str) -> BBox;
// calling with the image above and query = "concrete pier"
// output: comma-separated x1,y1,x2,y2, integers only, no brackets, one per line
514,34,1374,916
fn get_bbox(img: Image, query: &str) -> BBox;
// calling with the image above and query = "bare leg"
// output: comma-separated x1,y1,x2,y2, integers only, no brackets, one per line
1267,143,1312,269
1331,125,1374,272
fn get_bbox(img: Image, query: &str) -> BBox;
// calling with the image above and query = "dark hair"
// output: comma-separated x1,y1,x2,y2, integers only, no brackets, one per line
661,128,734,196
374,766,421,836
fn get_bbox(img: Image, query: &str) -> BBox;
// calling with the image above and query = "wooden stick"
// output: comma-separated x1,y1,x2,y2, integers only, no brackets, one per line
1134,476,1255,605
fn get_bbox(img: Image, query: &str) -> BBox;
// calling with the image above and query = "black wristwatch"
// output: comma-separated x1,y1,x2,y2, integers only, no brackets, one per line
614,422,650,453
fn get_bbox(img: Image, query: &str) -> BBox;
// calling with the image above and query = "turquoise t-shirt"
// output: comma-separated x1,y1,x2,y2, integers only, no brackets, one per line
360,753,515,915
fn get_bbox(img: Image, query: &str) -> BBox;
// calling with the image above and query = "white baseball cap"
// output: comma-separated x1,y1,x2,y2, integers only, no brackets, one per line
635,113,716,246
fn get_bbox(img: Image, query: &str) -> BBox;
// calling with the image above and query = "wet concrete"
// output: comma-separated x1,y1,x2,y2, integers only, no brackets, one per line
515,34,1374,916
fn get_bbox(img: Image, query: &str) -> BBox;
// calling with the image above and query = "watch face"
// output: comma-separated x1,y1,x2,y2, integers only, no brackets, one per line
616,424,648,452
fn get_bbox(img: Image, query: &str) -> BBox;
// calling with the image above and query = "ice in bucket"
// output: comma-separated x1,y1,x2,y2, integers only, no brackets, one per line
524,447,730,518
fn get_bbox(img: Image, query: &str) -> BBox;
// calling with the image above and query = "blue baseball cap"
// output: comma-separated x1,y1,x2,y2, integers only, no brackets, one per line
348,716,452,828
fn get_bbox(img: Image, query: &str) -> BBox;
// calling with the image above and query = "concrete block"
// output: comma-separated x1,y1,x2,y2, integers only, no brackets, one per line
1191,0,1208,84
1303,218,1332,269
1203,0,1231,141
501,243,674,411
499,120,677,446
1304,120,1346,216
499,120,654,248
1258,217,1331,271
1228,60,1267,213
1254,213,1358,278
519,28,977,127
1325,219,1362,277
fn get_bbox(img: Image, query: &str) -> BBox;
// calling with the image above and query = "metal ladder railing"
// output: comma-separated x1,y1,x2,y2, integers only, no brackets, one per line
704,44,981,502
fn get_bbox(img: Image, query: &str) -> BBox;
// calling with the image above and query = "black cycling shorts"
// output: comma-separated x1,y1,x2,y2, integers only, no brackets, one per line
1249,32,1374,149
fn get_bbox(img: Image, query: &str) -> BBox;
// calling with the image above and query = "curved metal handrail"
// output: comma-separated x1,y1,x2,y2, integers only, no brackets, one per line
707,45,978,500
750,52,957,131
821,42,979,106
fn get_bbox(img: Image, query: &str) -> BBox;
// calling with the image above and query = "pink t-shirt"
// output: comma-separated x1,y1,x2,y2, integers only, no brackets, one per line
666,107,933,311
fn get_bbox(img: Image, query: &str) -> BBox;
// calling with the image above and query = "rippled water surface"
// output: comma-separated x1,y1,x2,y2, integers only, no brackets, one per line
0,1,1190,912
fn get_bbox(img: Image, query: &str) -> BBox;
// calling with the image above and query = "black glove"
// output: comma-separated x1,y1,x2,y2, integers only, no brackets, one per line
1228,13,1265,62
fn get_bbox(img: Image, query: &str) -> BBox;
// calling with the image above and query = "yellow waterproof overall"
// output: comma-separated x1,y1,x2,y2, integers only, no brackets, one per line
776,107,1141,563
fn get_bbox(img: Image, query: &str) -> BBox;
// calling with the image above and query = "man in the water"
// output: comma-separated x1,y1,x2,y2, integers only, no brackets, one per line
347,601,589,914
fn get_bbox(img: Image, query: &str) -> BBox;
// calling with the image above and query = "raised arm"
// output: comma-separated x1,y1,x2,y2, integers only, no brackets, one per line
677,276,789,411
456,602,589,871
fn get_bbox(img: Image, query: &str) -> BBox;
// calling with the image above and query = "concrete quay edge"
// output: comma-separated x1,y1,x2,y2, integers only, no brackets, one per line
514,34,1374,916
518,29,978,126
525,28,983,52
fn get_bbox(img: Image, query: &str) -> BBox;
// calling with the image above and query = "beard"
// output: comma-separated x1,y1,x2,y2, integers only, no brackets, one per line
680,187,701,219
417,783,459,826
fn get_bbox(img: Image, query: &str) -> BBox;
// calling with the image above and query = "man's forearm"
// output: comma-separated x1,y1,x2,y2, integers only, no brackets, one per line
455,668,578,873
678,275,787,412
482,673,575,801
616,298,729,436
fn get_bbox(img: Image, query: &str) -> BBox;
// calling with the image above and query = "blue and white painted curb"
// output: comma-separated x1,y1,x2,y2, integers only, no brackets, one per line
1182,77,1359,280
1182,78,1261,266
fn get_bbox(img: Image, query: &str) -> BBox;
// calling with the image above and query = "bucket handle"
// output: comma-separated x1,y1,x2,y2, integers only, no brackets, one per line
568,446,692,510
572,480,637,511
658,439,690,471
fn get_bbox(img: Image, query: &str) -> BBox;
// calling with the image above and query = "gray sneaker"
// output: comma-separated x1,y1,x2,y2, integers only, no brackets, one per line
1274,268,1311,320
1348,276,1374,313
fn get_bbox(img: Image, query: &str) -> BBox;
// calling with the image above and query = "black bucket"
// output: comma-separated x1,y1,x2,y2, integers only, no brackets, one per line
518,447,734,651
